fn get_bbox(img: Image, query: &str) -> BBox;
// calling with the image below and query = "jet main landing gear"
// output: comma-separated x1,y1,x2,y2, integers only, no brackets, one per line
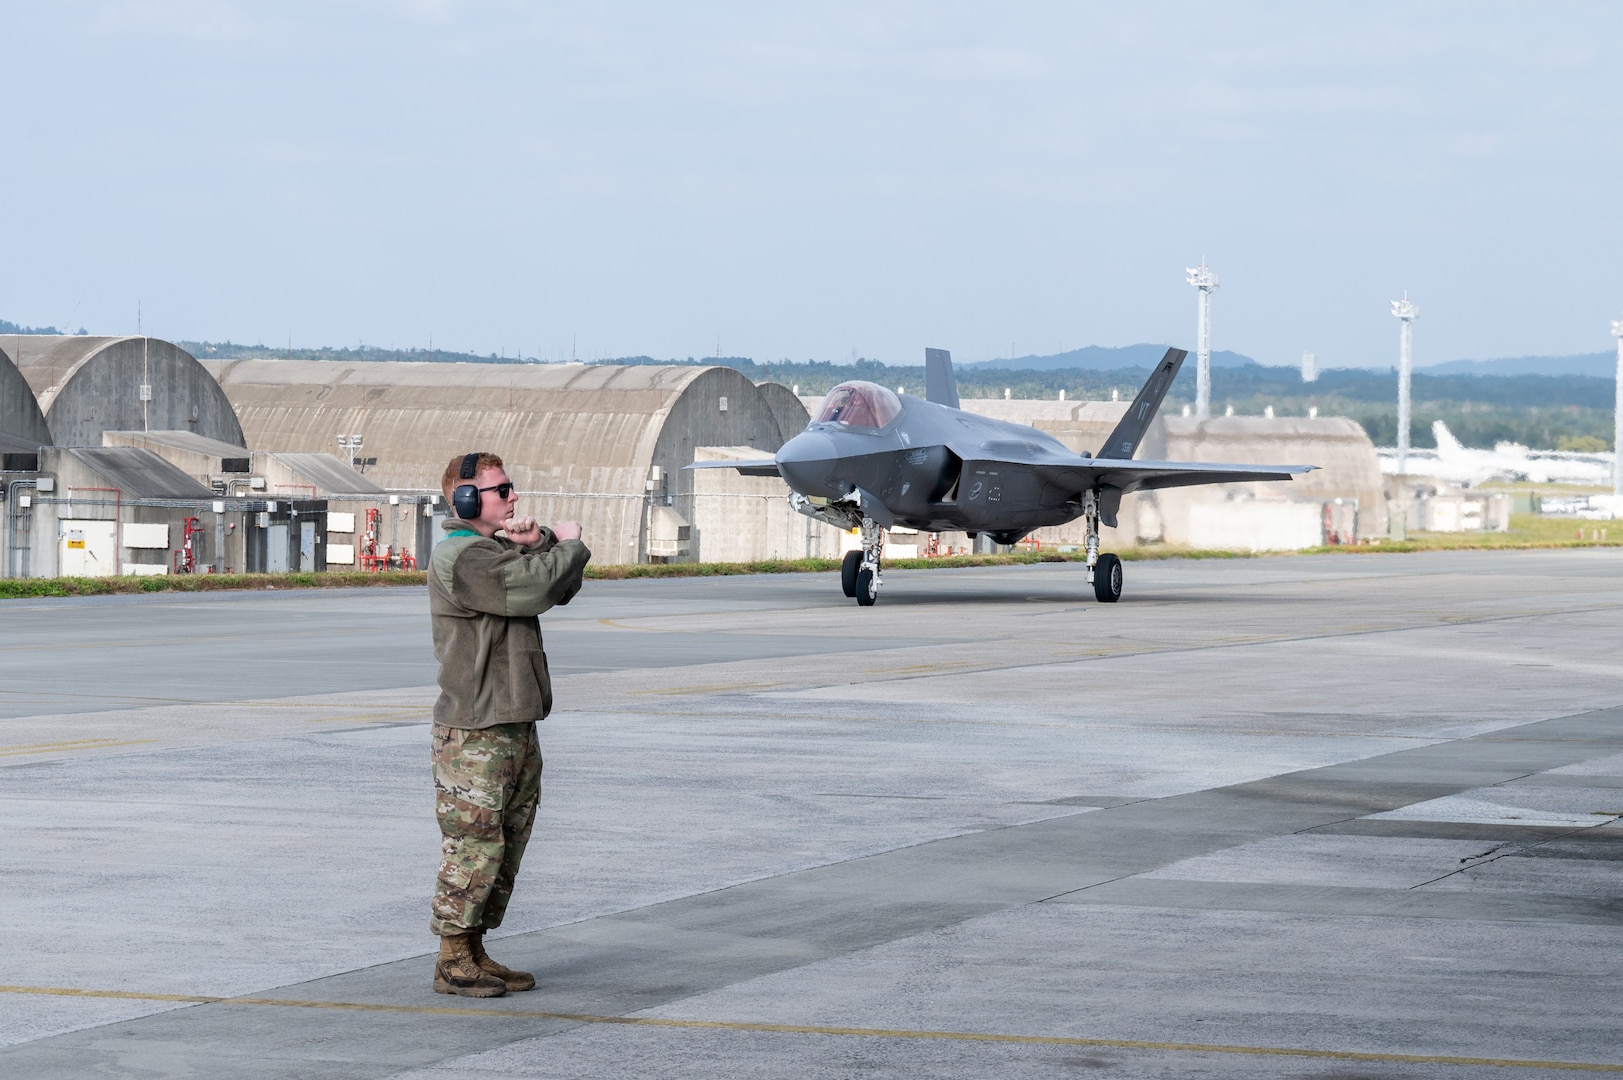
1093,552,1122,603
1084,490,1122,603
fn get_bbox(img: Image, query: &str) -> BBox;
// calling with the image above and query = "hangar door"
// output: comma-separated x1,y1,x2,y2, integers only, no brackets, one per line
59,520,118,577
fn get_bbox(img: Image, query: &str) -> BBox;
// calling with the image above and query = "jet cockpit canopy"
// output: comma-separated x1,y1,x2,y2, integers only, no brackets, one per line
814,381,901,430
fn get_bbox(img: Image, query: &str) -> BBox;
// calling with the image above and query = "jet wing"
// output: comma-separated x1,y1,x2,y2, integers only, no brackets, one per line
1021,458,1313,528
1035,459,1314,494
685,458,782,477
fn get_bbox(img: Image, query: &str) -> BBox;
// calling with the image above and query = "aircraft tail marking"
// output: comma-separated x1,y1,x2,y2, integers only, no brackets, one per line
1097,348,1187,460
924,348,959,409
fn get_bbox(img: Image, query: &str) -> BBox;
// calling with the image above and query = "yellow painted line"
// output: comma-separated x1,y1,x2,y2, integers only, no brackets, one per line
630,682,778,696
596,618,666,632
304,711,432,724
235,701,434,711
0,739,156,758
1,985,217,1003
1,985,1619,1072
861,661,985,676
3,626,352,653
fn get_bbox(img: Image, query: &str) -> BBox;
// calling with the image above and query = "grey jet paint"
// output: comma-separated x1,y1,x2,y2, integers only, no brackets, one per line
690,348,1313,605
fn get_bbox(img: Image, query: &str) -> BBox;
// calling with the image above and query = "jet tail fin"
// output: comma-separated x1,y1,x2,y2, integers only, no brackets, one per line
924,348,959,408
1097,348,1187,460
1432,420,1464,459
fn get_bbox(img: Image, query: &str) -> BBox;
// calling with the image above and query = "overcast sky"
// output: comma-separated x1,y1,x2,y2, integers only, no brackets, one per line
4,2,1621,368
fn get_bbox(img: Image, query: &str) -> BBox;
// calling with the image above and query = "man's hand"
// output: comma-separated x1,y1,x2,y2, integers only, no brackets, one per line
501,516,544,547
552,520,583,542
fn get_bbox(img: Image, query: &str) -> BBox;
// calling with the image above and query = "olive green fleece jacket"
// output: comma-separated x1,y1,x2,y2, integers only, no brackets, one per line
428,518,592,729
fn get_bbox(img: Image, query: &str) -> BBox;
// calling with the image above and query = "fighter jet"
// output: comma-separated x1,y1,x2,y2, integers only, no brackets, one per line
691,348,1313,605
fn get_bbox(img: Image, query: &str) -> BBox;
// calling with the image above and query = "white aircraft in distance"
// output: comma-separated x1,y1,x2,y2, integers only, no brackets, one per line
1378,420,1613,486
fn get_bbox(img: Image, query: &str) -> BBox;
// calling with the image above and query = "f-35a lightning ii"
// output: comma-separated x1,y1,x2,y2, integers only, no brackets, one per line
691,347,1312,605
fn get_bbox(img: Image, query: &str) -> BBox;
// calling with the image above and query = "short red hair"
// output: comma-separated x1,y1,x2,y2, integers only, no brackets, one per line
441,452,506,499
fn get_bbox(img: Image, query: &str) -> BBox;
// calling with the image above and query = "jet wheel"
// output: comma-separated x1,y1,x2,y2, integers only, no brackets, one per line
855,567,878,606
841,550,862,598
1093,553,1123,603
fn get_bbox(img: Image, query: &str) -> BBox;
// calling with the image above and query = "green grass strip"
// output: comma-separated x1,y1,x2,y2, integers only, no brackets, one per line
3,524,1618,599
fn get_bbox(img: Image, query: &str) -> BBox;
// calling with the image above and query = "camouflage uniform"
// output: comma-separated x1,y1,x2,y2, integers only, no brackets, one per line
428,518,591,937
430,722,544,936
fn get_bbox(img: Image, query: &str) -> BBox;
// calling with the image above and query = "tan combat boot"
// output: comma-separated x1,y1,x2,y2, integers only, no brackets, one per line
434,932,507,997
470,932,536,992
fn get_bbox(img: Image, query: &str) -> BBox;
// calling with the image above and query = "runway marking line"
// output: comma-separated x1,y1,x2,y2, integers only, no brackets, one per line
0,738,156,758
2,984,1620,1072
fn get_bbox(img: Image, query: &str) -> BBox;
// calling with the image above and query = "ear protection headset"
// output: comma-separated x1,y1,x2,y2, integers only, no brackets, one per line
452,452,484,520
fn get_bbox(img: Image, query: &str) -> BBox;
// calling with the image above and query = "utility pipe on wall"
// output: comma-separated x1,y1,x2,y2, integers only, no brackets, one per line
5,480,37,578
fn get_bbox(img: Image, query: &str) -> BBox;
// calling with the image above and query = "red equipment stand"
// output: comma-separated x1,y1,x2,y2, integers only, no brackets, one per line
172,517,201,574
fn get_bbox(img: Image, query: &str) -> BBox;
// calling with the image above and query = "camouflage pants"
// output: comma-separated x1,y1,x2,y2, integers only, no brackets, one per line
430,722,543,937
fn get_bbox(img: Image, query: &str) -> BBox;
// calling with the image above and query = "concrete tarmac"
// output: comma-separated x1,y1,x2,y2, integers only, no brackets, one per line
2,549,1621,1078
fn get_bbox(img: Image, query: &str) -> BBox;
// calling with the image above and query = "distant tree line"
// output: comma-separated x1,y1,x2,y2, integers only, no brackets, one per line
147,339,1620,452
1,319,87,335
177,340,529,365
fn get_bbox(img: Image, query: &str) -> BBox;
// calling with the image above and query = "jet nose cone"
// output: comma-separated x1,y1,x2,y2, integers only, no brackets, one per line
776,430,840,496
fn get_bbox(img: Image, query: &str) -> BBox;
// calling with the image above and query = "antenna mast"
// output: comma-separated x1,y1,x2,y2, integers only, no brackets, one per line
1391,293,1419,476
1186,262,1219,419
138,301,151,432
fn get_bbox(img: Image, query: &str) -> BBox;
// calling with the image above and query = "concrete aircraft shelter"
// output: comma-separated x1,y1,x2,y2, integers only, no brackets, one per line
1150,414,1389,542
0,342,53,462
212,359,805,564
757,380,812,444
7,335,246,450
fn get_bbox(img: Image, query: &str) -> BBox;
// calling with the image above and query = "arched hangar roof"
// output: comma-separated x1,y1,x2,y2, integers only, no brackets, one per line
0,342,53,454
8,335,245,449
756,381,810,441
210,360,791,496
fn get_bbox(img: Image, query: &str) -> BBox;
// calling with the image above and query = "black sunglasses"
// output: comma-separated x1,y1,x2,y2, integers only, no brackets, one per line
478,482,515,499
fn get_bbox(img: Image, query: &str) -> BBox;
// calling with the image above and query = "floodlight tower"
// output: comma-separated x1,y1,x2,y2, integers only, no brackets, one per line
1186,261,1219,418
1391,293,1418,475
1611,319,1623,496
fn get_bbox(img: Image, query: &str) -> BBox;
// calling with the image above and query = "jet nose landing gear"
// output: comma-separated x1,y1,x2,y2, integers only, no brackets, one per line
841,517,884,606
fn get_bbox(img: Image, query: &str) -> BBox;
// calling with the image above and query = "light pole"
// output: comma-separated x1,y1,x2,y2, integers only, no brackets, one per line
1611,320,1623,497
1186,262,1219,419
1391,294,1418,476
336,434,364,472
1390,294,1418,542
